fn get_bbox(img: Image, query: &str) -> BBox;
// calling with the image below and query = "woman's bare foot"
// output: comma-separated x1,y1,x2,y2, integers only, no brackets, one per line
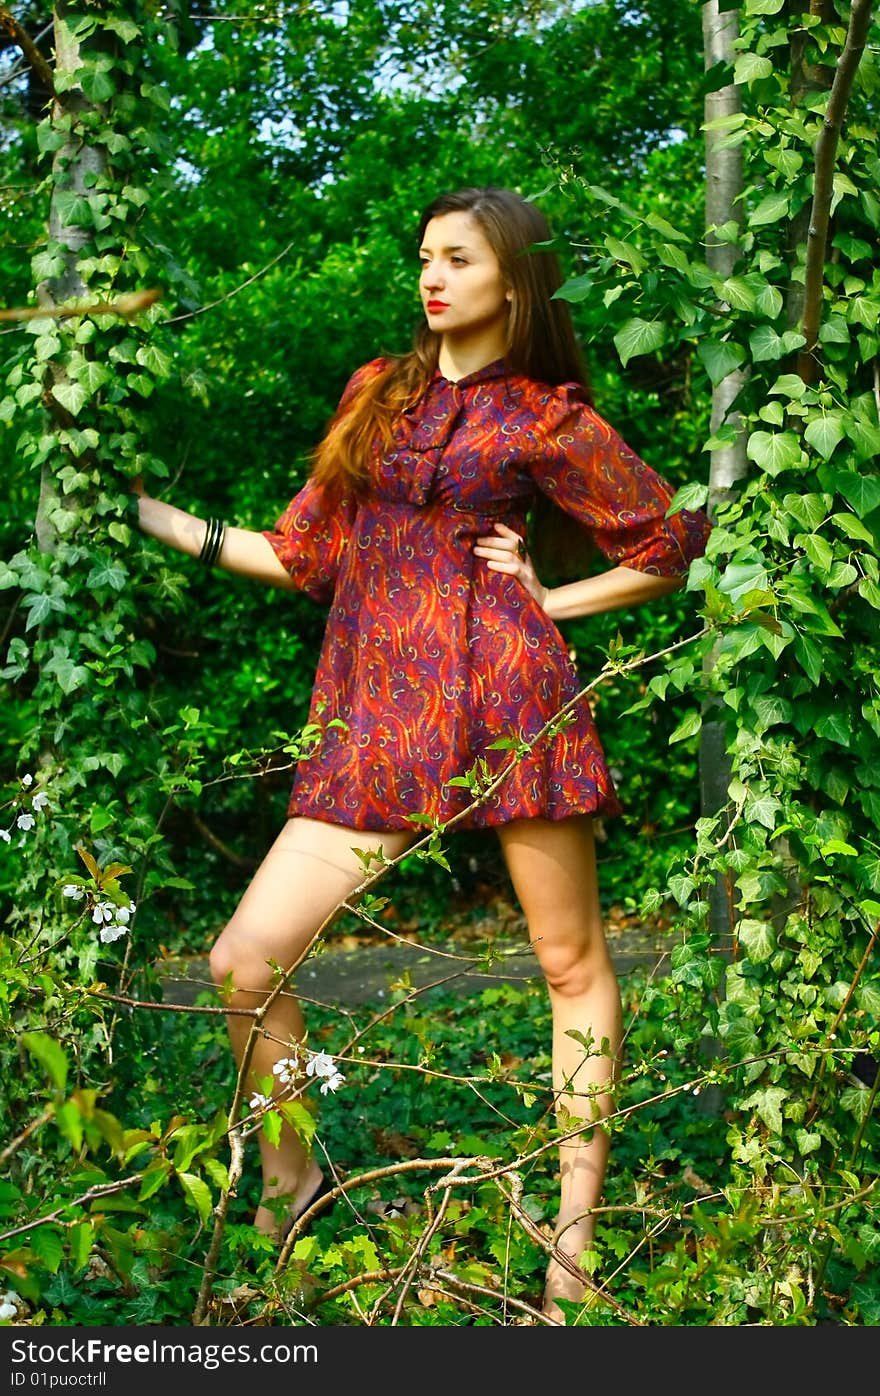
253,1161,326,1242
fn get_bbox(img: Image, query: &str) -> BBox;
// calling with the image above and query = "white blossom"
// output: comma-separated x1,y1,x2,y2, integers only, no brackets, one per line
99,924,127,944
21,774,33,788
0,829,10,844
305,1050,338,1080
16,812,35,831
272,1055,300,1086
31,791,50,812
248,1092,272,1111
92,901,116,924
0,1290,17,1320
63,884,85,901
114,901,136,924
319,1070,345,1095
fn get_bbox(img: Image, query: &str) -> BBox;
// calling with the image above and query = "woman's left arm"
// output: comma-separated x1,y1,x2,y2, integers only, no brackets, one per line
474,521,683,620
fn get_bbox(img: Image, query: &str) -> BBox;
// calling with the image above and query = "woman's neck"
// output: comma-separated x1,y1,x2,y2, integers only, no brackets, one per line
437,332,507,383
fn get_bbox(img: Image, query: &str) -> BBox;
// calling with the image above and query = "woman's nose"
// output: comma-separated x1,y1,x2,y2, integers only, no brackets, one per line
421,264,444,291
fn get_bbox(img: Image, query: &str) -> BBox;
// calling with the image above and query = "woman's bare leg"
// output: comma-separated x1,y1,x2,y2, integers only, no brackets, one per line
496,815,622,1324
209,816,413,1237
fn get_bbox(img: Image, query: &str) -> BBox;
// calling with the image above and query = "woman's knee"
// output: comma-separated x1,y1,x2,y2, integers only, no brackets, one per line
532,928,614,997
209,924,271,994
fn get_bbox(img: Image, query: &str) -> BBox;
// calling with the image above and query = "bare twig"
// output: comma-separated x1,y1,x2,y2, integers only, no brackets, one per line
798,0,875,379
0,289,161,323
0,5,55,97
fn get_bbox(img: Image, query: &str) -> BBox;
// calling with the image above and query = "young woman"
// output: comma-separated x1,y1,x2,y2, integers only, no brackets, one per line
136,185,712,1323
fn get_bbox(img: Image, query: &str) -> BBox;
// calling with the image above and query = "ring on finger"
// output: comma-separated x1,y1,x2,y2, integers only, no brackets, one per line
516,538,526,561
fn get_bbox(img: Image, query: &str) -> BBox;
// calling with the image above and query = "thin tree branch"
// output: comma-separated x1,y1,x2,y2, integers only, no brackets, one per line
798,0,875,378
0,4,55,97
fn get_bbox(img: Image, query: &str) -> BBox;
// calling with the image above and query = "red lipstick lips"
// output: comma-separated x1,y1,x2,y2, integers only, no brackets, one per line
426,300,449,312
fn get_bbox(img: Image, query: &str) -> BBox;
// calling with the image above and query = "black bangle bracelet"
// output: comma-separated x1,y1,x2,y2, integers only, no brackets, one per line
199,517,226,568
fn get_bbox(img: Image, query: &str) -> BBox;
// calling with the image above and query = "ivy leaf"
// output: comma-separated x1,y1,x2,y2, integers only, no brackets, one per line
698,339,746,386
743,791,782,830
737,918,776,963
749,324,805,361
827,470,880,518
804,414,846,460
667,482,709,515
746,430,804,475
51,382,88,418
71,359,111,394
783,493,828,532
613,318,666,366
87,562,128,592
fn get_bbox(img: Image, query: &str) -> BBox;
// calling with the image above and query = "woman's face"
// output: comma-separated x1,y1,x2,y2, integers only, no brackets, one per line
419,210,511,346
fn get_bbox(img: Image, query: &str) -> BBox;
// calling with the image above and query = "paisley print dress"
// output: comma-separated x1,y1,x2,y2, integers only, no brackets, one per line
263,357,712,831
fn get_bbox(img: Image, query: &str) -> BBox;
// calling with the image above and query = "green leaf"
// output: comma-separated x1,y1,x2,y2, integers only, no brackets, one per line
552,274,593,304
667,482,709,514
719,276,756,311
69,1221,95,1273
71,359,111,394
87,562,128,592
30,1226,65,1275
814,712,855,746
749,324,806,362
645,211,689,242
746,430,804,474
697,339,746,386
51,382,88,418
783,493,828,531
828,470,880,518
734,53,774,84
804,410,849,460
858,578,880,611
737,918,776,963
605,236,646,274
178,1172,213,1227
743,791,782,830
669,709,702,744
613,318,666,367
80,68,116,103
802,534,833,573
21,1032,68,1093
748,191,790,227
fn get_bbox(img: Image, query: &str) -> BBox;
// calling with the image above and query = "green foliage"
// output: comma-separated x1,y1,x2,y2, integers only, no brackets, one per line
2,0,879,1329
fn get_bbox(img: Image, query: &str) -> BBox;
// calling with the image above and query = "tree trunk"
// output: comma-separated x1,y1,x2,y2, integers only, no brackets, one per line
35,2,105,554
700,0,748,947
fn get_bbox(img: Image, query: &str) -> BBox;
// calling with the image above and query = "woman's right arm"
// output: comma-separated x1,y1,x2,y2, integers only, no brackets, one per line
136,490,297,591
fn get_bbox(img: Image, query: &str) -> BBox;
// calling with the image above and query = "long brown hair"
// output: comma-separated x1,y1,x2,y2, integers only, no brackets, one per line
310,186,597,576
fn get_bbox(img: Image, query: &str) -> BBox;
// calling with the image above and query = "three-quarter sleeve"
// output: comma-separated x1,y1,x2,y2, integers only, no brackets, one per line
261,359,387,602
262,479,357,603
530,384,712,576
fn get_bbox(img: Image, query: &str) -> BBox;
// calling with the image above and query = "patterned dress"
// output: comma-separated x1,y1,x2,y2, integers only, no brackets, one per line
263,356,712,831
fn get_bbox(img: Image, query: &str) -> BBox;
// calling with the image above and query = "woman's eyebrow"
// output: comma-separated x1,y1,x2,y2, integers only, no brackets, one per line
419,242,473,256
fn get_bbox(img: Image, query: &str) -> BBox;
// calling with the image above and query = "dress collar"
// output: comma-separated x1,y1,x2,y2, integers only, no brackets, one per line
432,357,509,389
